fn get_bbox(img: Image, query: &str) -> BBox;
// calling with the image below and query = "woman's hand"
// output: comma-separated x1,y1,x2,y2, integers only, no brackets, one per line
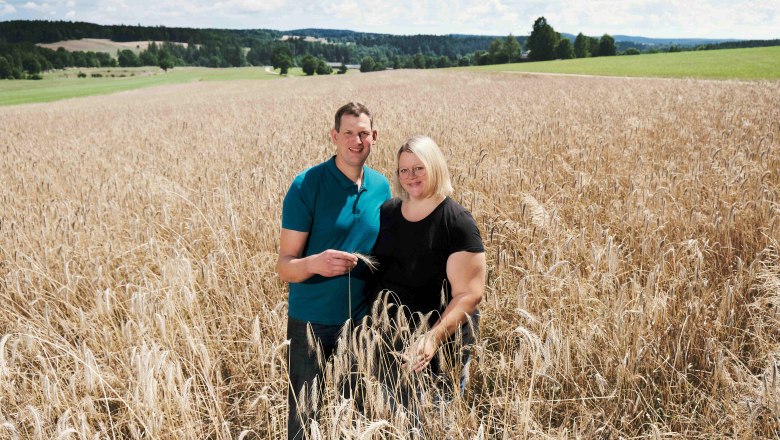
408,331,442,372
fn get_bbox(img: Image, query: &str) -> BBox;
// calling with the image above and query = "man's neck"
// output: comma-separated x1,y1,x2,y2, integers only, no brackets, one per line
334,157,364,187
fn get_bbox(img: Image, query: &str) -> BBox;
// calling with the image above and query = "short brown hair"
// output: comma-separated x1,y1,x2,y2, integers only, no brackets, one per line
334,102,373,132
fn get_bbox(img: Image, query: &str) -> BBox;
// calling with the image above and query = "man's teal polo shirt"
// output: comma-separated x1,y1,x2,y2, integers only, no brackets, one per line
282,156,391,325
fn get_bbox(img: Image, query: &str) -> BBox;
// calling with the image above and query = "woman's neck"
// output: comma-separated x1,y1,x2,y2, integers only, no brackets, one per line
401,194,446,222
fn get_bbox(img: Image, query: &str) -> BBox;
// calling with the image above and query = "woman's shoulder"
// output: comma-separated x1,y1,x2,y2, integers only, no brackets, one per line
379,197,403,229
442,196,475,220
442,197,484,250
381,197,402,210
379,197,402,218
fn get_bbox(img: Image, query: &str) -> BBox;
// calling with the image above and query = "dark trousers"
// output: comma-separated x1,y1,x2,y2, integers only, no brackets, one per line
286,316,351,440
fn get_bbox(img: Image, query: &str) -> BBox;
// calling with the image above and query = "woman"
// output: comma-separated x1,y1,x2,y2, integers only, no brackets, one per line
368,135,486,403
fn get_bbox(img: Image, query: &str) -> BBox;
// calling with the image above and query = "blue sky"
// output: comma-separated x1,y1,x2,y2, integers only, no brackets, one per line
1,0,779,39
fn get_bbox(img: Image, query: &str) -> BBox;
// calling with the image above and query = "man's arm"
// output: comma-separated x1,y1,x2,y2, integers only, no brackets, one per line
276,228,359,283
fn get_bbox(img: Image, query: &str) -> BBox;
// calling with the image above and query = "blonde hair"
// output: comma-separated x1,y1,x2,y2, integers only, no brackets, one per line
394,135,453,200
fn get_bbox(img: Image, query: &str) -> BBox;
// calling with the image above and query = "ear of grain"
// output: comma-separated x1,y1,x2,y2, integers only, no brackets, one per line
0,69,778,439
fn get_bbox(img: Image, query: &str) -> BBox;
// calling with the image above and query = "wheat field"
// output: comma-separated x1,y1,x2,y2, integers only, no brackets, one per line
1,71,779,439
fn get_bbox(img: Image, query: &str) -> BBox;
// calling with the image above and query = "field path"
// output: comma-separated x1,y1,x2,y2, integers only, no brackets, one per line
489,69,762,84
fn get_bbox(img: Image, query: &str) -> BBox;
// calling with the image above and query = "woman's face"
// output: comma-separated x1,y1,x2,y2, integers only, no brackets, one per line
398,151,428,200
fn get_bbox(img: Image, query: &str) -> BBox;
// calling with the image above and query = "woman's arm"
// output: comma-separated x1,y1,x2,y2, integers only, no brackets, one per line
411,250,486,372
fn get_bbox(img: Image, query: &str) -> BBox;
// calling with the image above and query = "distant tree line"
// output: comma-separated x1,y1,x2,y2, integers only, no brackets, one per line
0,40,240,79
701,39,780,50
2,19,778,79
247,38,355,66
522,17,617,61
360,17,620,72
282,28,504,58
0,20,499,67
0,20,279,46
0,42,117,79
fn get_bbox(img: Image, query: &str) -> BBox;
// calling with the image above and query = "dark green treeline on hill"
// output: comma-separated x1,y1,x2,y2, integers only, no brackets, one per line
1,19,778,79
0,20,502,76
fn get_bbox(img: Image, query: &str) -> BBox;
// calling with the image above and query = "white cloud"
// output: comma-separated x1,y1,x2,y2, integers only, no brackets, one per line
3,0,777,40
22,1,47,12
318,0,522,34
530,0,780,39
217,0,288,13
316,0,780,38
450,0,522,33
323,0,406,28
20,0,62,14
448,0,780,38
0,1,17,15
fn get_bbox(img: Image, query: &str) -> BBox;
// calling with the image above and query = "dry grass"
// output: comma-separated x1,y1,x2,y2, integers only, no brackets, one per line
36,39,185,54
1,70,779,439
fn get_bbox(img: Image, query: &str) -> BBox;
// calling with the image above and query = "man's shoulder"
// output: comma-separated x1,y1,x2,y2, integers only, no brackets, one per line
291,159,330,187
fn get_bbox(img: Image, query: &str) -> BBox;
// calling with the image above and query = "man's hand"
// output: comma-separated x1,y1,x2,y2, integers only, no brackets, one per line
277,229,358,282
306,249,358,277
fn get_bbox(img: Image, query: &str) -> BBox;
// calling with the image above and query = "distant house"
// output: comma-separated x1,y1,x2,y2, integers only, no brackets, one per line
521,50,530,60
325,62,360,70
280,35,330,44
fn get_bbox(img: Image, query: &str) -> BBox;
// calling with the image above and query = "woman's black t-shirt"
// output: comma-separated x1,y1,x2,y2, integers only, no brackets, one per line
368,196,484,323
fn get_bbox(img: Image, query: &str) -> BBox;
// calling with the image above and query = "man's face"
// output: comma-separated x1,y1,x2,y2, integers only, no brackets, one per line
331,113,376,170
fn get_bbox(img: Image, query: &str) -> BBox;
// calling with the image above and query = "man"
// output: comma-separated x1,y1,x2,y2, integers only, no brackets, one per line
276,102,391,440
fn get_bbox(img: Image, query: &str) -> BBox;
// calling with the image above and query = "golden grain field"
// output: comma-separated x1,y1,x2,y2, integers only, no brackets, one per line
1,71,779,439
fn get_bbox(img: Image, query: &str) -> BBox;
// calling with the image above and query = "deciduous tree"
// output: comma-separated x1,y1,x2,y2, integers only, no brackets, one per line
587,36,600,58
555,38,574,59
574,33,589,58
436,55,451,68
21,56,41,74
117,49,141,67
413,53,426,69
488,39,507,64
527,17,560,61
271,45,293,75
139,49,158,66
598,34,616,56
301,54,318,75
504,34,521,63
360,56,376,72
316,59,332,75
0,56,12,79
158,53,174,72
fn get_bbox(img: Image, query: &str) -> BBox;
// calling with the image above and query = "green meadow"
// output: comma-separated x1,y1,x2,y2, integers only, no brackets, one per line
466,46,780,80
0,66,306,106
1,46,777,106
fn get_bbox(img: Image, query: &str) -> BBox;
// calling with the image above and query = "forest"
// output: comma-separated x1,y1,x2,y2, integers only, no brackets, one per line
0,19,776,79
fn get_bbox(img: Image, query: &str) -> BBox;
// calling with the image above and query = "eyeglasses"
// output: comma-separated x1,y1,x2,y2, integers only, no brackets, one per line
398,166,426,179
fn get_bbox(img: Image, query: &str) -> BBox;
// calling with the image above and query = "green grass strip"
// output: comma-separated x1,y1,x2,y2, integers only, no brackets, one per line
0,66,308,106
463,46,780,80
